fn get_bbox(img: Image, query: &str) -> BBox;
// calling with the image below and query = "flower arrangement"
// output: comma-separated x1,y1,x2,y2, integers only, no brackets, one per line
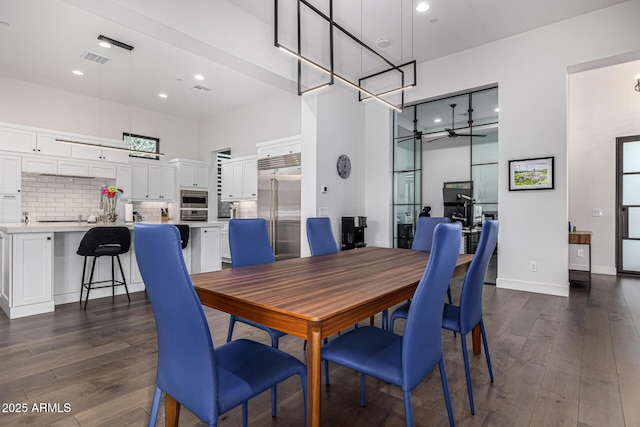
101,186,124,222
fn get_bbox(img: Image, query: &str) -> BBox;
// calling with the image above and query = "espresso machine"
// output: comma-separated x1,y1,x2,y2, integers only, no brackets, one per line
341,216,367,250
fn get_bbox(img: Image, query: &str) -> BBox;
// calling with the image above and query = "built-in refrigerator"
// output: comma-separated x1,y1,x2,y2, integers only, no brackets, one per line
257,153,301,260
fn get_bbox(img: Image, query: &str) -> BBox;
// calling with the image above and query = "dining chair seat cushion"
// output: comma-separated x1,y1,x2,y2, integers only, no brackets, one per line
322,326,403,386
93,244,123,256
215,339,307,414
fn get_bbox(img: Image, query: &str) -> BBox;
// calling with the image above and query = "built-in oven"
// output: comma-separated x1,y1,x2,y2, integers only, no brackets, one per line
180,190,208,222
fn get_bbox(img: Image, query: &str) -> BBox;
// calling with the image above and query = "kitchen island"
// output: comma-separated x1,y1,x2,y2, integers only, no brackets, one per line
0,221,224,319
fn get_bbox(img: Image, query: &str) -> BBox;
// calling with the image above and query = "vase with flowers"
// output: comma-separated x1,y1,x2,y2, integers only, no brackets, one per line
101,186,124,223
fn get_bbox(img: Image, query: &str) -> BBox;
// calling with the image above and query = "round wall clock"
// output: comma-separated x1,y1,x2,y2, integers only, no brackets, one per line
337,154,351,179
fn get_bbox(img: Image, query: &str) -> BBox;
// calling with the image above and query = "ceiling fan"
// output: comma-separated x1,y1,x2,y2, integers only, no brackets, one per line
395,103,487,143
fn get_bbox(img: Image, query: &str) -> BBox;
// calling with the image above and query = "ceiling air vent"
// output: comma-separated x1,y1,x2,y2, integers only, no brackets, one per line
192,85,211,92
80,50,110,64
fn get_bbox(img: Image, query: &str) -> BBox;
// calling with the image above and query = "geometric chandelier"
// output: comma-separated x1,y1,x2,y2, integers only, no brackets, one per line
274,0,416,112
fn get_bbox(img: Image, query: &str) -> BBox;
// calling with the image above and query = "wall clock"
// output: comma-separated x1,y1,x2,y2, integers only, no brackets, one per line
337,155,351,179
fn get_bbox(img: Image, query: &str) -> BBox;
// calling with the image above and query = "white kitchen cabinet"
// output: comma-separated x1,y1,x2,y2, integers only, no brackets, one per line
57,159,89,177
22,156,57,174
170,159,209,189
116,166,132,197
0,127,41,155
0,232,56,319
34,133,72,157
0,154,21,194
191,226,221,273
0,233,10,314
221,223,230,263
256,135,301,159
220,156,257,201
88,162,117,179
0,154,22,223
131,163,175,201
70,137,130,163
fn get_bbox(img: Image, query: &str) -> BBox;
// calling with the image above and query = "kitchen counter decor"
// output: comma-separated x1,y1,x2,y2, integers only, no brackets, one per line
102,186,123,223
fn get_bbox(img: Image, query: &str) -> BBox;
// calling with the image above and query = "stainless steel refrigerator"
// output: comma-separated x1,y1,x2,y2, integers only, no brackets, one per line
257,153,301,261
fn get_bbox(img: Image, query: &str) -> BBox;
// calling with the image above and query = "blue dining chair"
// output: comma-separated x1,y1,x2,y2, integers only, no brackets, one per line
134,224,307,427
442,220,499,415
306,217,339,256
389,216,452,331
227,218,286,349
321,222,462,426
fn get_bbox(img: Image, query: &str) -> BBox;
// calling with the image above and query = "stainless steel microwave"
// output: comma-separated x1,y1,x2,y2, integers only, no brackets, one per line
180,190,208,209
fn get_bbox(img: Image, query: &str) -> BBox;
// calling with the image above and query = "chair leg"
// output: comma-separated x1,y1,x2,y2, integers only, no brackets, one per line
226,315,237,343
79,256,87,303
382,309,389,330
116,255,130,302
148,386,162,427
242,402,248,427
402,390,414,427
299,372,308,427
360,373,367,407
447,285,453,304
460,334,475,414
480,319,494,382
84,257,97,310
111,255,115,299
438,358,455,427
325,360,330,385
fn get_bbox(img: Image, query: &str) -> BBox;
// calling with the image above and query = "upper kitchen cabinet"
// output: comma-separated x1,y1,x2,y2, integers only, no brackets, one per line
0,126,72,157
221,156,256,201
169,158,209,189
131,162,175,201
69,137,130,163
256,135,301,159
0,154,21,194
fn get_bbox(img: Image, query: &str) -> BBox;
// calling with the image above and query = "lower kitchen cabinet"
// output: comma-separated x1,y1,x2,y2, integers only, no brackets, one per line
191,226,222,273
0,232,55,319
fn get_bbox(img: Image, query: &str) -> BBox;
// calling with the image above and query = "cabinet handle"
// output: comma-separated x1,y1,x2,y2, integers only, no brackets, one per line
204,230,208,233
38,149,41,152
17,189,20,193
46,237,51,240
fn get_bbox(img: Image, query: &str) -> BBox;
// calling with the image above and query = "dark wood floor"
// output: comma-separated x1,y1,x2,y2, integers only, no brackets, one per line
1,273,639,426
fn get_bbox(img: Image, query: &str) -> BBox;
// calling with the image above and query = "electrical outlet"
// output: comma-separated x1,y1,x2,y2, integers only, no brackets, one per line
530,261,537,272
592,208,603,217
577,249,584,257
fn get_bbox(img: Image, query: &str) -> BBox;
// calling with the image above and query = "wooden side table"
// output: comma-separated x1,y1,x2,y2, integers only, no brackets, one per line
569,231,592,288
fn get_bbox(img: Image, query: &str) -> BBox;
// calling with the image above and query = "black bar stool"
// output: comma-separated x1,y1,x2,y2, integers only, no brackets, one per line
77,227,131,310
175,224,190,249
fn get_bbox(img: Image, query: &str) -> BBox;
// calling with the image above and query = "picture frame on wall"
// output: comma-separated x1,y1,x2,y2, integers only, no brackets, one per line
509,156,554,191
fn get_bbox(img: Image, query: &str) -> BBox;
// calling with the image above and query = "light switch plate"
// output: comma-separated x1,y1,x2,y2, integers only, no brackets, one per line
319,207,329,216
592,208,603,217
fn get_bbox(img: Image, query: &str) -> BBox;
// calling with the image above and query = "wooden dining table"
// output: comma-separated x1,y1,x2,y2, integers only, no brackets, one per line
190,246,474,427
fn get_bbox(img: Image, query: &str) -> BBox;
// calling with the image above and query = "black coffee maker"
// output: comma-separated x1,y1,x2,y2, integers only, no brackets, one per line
342,216,367,250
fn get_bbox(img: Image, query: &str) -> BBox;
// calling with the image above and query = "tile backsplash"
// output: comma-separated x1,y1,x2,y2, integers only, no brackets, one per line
21,176,167,223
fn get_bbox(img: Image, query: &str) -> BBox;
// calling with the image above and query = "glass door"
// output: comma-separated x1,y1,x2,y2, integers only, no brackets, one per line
617,135,640,274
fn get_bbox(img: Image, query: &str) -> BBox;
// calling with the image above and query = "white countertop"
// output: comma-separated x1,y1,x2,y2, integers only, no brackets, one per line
0,221,225,234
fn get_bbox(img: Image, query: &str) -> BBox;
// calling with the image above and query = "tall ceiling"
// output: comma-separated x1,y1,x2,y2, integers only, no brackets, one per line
0,0,629,121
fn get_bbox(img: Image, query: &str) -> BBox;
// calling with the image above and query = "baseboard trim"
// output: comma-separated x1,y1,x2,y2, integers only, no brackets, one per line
592,265,616,275
496,277,569,297
54,282,146,305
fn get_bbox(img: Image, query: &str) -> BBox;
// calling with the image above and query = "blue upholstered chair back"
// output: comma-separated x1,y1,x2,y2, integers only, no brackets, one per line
229,218,275,268
459,220,499,334
134,224,220,424
306,217,339,256
411,217,450,251
402,222,462,389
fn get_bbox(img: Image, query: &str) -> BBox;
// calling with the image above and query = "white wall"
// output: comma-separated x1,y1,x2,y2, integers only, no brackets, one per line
568,59,640,275
197,90,301,160
0,76,199,160
364,0,640,297
423,140,471,217
313,85,366,251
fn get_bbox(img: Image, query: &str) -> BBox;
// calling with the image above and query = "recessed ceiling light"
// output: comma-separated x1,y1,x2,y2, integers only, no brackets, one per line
98,41,112,49
159,93,168,99
416,2,430,12
494,108,500,112
376,38,390,48
434,118,442,123
72,70,84,76
195,74,204,81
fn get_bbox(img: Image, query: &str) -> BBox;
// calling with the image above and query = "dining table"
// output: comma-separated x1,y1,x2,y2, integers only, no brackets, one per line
190,246,475,427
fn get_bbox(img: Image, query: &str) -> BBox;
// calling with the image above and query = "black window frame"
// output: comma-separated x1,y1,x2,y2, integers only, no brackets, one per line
123,132,160,160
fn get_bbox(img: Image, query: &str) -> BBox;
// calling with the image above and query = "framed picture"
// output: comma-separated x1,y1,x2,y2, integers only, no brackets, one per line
509,156,554,191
